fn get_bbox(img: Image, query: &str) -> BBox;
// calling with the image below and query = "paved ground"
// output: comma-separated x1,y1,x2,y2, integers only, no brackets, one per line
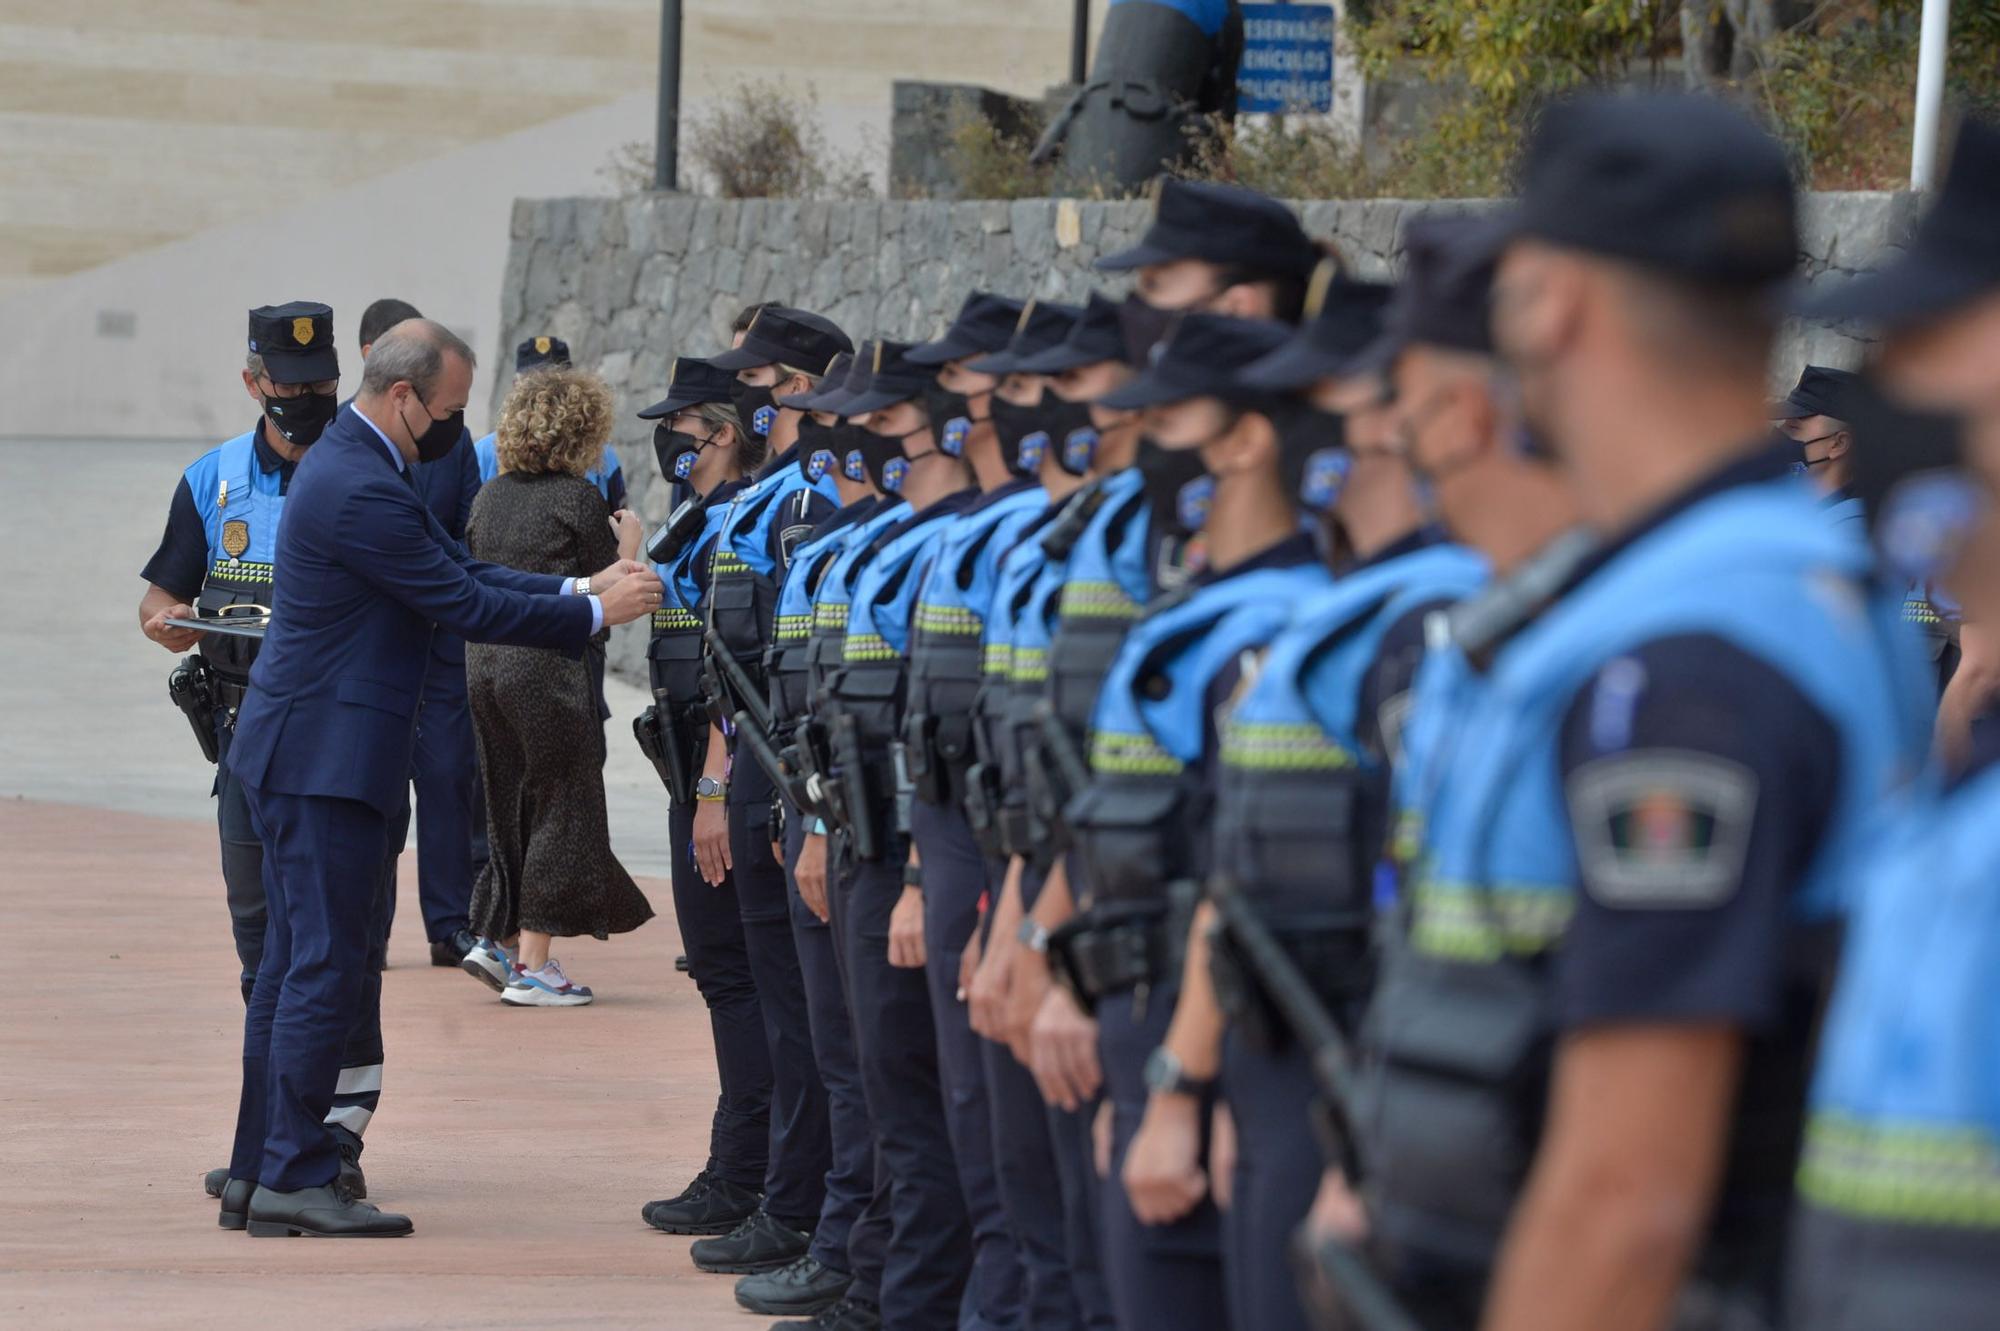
0,440,749,1327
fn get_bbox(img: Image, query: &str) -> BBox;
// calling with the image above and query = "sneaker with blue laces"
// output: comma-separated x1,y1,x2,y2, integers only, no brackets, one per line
501,957,594,1007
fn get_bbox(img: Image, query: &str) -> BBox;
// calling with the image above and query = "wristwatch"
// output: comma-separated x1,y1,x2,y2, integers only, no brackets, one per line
902,863,925,889
1143,1046,1214,1099
695,776,728,802
1017,918,1051,954
573,574,592,597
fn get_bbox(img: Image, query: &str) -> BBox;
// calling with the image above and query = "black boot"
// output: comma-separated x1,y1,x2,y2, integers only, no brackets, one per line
641,1167,760,1235
772,1296,882,1330
734,1255,853,1316
244,1184,412,1238
689,1209,812,1274
202,1167,228,1198
429,928,477,967
329,1124,367,1200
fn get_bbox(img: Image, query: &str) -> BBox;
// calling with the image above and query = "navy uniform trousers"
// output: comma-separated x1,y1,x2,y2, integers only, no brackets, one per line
217,725,386,1148
1098,980,1230,1331
1221,1032,1321,1331
728,758,831,1229
912,798,1027,1330
668,796,772,1192
229,781,393,1189
785,812,891,1304
403,647,476,944
841,838,975,1328
979,860,1116,1331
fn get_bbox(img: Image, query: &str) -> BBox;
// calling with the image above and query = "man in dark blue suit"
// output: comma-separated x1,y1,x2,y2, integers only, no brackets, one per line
218,319,661,1237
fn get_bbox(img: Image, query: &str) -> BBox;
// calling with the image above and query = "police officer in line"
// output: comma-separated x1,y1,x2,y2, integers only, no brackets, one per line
816,341,983,1329
738,349,906,1329
350,298,487,973
1771,365,1863,520
689,306,850,1276
1118,239,1480,1331
1351,94,1931,1331
1097,177,1323,322
1784,115,2000,1331
637,356,780,1240
1056,311,1335,1328
137,302,378,1209
897,292,1068,1331
473,335,629,508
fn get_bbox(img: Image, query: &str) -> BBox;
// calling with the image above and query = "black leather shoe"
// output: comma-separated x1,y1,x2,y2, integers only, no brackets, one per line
217,1178,255,1230
330,1125,368,1200
771,1296,882,1330
203,1166,228,1198
642,1168,760,1235
690,1209,812,1274
735,1254,852,1315
244,1184,412,1237
430,928,478,967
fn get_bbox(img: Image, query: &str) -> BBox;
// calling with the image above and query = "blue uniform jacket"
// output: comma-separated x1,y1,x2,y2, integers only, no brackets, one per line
228,405,593,817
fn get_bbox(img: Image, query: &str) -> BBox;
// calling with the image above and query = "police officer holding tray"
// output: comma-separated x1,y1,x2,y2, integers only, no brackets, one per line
217,318,660,1239
140,302,391,1208
1353,94,1931,1330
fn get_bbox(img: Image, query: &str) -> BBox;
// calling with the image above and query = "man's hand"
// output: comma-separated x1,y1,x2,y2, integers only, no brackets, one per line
611,510,644,562
1028,987,1102,1111
142,601,203,653
592,557,646,589
1305,1168,1369,1245
796,831,829,921
967,928,1017,1041
958,925,983,1001
1209,1102,1237,1212
598,566,663,627
1123,1092,1209,1225
888,886,926,969
692,798,731,885
1003,942,1054,1065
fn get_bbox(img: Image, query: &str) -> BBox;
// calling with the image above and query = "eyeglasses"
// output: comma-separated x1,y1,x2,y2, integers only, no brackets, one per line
261,376,339,399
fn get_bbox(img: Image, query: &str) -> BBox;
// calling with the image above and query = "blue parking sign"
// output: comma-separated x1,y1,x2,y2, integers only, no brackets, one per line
1237,3,1335,114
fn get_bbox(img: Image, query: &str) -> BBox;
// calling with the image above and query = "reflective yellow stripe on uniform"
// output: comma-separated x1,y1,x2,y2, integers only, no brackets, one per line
1799,1111,2000,1228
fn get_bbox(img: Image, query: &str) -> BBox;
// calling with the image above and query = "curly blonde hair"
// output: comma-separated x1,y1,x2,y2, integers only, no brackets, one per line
495,366,615,477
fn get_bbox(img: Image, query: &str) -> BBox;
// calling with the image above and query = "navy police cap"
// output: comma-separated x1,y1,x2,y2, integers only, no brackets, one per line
966,299,1085,376
1344,213,1506,376
516,335,571,373
908,292,1025,365
838,340,937,416
1498,92,1798,286
1097,314,1294,410
247,301,338,384
1239,261,1394,390
709,305,855,373
1098,178,1320,282
1018,292,1129,374
1798,118,2000,329
1772,365,1861,421
637,356,738,419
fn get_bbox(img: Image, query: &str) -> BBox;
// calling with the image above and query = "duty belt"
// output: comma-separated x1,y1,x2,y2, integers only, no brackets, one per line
1048,887,1196,1012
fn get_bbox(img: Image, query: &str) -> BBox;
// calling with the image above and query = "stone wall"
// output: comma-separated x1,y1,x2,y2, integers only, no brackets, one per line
496,189,1920,680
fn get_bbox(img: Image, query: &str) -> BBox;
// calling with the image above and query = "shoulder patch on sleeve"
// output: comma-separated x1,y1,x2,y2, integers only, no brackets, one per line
1566,748,1757,909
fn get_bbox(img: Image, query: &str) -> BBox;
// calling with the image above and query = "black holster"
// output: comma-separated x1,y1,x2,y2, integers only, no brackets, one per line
167,655,221,765
634,705,674,792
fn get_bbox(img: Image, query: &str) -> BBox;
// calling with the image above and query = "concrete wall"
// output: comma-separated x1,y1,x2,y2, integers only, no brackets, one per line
498,188,1919,679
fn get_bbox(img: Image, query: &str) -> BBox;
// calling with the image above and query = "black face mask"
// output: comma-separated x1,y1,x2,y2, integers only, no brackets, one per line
795,417,843,486
730,379,778,439
1136,435,1213,539
399,391,463,463
922,382,978,458
656,422,722,486
1263,399,1348,511
1845,376,1980,587
1038,397,1100,477
988,392,1051,476
857,431,907,494
263,389,338,448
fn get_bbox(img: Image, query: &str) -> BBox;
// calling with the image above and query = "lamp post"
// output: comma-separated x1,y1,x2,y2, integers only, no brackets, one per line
1910,0,1952,190
654,0,683,191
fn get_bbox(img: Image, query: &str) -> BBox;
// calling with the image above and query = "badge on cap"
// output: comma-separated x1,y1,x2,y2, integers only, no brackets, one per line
844,449,869,482
292,317,315,347
535,336,552,354
1177,475,1215,533
221,519,251,561
882,457,908,493
753,404,777,437
940,416,970,457
1303,258,1340,322
806,449,834,483
1063,428,1099,474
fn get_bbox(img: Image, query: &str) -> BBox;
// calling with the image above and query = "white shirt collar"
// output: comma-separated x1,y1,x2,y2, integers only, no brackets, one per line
352,404,408,473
